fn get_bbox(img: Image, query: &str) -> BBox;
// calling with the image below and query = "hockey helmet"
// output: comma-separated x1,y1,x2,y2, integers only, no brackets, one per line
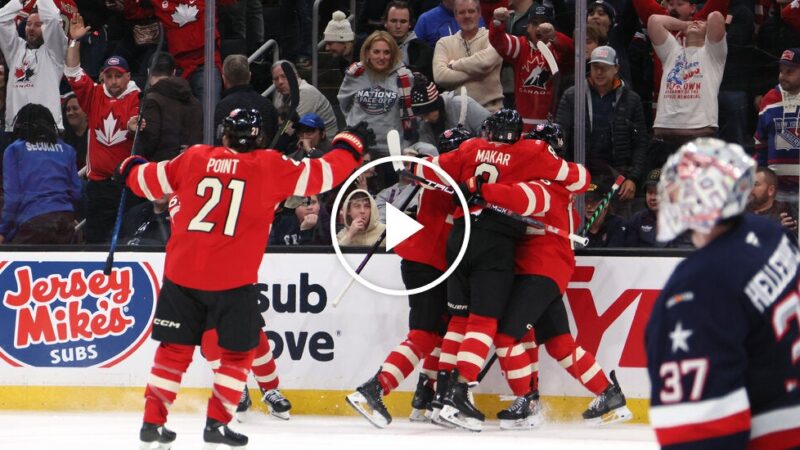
438,126,475,154
657,138,755,242
222,108,264,152
482,109,523,144
525,122,565,151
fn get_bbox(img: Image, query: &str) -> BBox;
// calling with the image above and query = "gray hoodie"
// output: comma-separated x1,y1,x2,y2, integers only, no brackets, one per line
337,62,414,155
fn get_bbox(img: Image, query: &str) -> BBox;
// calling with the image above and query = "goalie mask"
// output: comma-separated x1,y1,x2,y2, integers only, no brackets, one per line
438,126,475,154
223,108,265,152
657,137,755,242
525,122,565,151
482,109,523,144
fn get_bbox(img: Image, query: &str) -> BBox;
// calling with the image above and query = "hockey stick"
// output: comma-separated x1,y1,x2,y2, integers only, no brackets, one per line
477,353,498,382
579,175,625,237
331,131,419,307
269,60,301,149
457,86,468,127
402,169,589,246
104,23,165,275
536,40,561,120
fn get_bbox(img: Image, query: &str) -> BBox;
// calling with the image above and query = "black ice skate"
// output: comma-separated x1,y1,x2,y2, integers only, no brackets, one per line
139,422,176,450
235,387,252,422
345,372,392,428
497,390,543,430
430,370,455,428
261,388,292,420
409,373,434,423
439,371,485,432
203,418,248,450
582,370,633,425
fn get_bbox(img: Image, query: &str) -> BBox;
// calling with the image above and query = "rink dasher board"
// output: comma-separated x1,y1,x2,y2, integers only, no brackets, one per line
0,252,681,422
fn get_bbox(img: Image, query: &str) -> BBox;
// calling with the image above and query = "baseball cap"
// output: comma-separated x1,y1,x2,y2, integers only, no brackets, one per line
528,4,555,23
589,46,618,66
101,56,129,74
779,48,800,67
643,168,661,188
585,177,612,202
296,113,326,131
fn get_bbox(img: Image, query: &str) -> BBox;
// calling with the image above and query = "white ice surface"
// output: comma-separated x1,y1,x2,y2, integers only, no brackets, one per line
0,411,659,450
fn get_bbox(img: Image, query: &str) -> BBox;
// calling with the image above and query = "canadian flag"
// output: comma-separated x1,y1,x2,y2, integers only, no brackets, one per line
95,112,128,147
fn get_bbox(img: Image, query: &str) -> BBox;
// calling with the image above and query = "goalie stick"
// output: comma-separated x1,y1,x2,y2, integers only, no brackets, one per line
402,169,589,246
269,60,301,149
104,23,165,275
579,175,625,238
332,131,419,307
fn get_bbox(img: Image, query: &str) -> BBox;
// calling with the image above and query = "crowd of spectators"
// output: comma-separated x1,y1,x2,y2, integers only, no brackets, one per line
0,0,798,249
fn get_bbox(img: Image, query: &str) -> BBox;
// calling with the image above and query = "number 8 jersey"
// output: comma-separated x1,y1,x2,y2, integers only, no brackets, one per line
646,214,800,450
126,144,360,291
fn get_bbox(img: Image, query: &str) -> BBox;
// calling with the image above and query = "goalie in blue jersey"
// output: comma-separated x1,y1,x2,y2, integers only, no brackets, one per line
646,137,800,450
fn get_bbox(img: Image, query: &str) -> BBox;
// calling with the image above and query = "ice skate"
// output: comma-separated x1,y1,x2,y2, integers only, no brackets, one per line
139,422,176,450
439,371,484,432
203,418,248,449
582,370,633,425
409,373,434,423
498,390,543,430
430,370,455,428
235,387,252,422
345,372,392,428
261,388,292,420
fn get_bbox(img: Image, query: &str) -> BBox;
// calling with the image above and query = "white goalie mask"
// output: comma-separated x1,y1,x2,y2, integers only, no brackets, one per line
657,138,756,242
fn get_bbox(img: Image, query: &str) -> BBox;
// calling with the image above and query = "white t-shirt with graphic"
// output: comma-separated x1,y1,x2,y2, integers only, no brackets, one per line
653,34,727,130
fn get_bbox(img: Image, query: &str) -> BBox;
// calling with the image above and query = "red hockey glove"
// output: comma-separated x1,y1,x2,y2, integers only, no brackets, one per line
454,172,489,205
331,121,375,161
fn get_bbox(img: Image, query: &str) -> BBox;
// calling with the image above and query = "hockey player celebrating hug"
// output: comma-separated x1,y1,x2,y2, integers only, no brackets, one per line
646,138,800,450
116,109,370,450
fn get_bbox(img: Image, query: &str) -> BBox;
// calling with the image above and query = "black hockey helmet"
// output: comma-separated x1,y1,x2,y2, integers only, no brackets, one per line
482,109,523,144
222,108,264,152
525,122,565,151
438,126,475,154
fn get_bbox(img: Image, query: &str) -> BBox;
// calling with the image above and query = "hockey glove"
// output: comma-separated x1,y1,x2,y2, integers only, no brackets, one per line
454,173,489,205
331,121,375,161
113,155,147,184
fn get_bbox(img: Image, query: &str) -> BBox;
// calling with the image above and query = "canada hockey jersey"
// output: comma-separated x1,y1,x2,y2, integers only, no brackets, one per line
646,214,800,450
754,85,800,202
126,145,360,291
393,187,454,272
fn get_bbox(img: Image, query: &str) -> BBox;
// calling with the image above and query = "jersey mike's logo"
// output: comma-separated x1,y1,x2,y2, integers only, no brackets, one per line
0,261,159,368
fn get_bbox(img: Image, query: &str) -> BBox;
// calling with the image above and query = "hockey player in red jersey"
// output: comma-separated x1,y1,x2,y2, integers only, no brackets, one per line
118,109,370,449
345,129,472,429
469,124,632,429
412,110,588,431
647,138,800,450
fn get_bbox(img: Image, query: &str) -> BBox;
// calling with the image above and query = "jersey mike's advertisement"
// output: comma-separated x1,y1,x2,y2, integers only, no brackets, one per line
0,252,681,409
0,260,159,368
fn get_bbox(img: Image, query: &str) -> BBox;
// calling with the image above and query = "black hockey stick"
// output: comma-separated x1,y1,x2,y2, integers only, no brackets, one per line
579,174,625,237
477,353,498,382
104,23,165,275
269,61,300,149
402,170,590,246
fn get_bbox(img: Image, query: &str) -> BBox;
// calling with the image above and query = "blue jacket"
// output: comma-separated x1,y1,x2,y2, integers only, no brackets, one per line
413,3,485,47
1,139,82,238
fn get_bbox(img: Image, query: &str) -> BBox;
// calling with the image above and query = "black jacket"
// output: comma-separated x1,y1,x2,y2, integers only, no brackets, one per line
214,84,279,145
556,80,649,184
135,76,203,162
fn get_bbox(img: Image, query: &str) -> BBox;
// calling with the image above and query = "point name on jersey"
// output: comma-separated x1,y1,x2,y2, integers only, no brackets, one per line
207,158,240,175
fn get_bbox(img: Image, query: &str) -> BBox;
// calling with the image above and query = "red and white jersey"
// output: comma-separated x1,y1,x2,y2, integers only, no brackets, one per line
393,188,454,272
480,174,590,292
783,0,800,32
414,137,588,219
488,21,573,129
65,67,139,181
126,145,360,291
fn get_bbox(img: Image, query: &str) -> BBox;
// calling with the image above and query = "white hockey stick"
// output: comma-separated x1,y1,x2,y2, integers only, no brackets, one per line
458,86,468,126
536,40,559,75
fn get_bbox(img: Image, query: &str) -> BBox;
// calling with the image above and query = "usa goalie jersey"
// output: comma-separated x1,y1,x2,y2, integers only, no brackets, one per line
646,214,800,450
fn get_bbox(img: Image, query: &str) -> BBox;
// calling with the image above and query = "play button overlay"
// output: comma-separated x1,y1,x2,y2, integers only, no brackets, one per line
331,155,471,297
385,203,424,250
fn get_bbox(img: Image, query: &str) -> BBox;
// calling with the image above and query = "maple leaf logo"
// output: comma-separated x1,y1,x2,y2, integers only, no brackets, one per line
14,62,34,82
95,112,128,147
171,3,199,27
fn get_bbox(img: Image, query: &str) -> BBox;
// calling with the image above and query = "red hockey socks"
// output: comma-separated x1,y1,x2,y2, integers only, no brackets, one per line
378,329,439,395
420,343,441,382
456,313,497,382
522,329,540,391
207,348,255,424
494,332,532,396
439,315,467,372
545,334,610,395
251,330,280,391
143,343,194,425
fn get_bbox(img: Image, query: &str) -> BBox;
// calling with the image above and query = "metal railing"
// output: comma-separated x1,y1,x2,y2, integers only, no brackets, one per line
246,39,281,98
312,0,356,87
